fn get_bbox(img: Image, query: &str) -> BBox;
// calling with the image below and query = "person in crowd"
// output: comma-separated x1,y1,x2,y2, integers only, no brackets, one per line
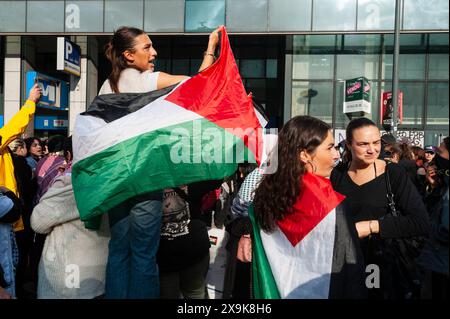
251,116,367,299
424,145,436,166
416,137,449,299
34,135,66,203
8,139,37,299
384,142,401,163
0,188,22,299
397,143,421,188
331,117,430,299
98,25,220,299
30,137,109,299
24,137,43,173
157,181,219,299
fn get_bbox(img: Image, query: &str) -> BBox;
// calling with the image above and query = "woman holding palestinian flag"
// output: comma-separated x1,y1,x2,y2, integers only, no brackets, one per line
251,116,367,299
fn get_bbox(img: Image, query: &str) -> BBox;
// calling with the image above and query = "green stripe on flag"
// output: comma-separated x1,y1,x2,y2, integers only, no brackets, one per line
73,118,256,224
249,205,281,299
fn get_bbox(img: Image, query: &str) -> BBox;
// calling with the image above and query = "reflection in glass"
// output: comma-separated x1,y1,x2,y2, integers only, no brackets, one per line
403,0,449,30
268,0,312,31
104,0,144,32
382,54,426,80
27,1,65,32
428,54,449,80
336,55,379,80
0,1,26,32
313,0,357,31
293,55,334,80
185,0,225,32
144,0,184,32
240,60,265,78
292,81,333,124
227,0,267,32
427,82,449,125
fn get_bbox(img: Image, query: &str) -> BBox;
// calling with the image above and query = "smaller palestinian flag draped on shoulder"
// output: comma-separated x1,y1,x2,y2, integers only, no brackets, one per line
72,26,266,227
250,173,350,299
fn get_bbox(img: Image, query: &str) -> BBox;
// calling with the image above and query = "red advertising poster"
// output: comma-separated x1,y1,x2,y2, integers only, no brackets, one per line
381,91,403,131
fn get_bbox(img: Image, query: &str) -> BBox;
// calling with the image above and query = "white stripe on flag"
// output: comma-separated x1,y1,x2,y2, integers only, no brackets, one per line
260,209,336,299
73,97,202,163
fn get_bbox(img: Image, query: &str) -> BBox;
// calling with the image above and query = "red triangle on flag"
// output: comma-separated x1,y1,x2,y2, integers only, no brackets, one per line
276,173,345,247
164,26,263,164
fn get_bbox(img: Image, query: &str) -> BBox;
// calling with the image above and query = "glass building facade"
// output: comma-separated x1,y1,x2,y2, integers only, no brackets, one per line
0,0,448,144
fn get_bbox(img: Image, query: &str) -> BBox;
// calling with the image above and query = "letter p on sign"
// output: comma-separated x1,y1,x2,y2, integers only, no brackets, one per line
66,42,73,60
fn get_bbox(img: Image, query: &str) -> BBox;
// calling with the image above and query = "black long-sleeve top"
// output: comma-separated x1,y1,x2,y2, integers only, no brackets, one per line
331,162,430,239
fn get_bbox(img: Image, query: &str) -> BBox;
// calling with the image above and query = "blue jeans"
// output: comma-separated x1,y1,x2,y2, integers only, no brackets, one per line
105,196,162,299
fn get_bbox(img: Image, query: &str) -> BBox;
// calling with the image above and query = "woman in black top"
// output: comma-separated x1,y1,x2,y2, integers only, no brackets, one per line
331,118,430,299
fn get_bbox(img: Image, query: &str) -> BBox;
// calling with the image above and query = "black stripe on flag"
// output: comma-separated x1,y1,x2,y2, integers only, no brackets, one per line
82,84,178,123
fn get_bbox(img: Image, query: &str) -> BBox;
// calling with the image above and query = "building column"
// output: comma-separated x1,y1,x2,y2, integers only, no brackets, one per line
4,36,21,124
68,36,98,135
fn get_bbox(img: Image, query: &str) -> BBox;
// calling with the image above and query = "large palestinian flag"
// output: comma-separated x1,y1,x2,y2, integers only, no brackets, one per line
72,26,265,225
249,173,349,299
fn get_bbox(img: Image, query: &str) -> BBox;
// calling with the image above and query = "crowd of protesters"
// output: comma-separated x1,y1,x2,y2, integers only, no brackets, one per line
1,25,448,300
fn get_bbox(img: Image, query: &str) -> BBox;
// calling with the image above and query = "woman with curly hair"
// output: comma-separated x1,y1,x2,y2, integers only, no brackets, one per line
250,116,366,299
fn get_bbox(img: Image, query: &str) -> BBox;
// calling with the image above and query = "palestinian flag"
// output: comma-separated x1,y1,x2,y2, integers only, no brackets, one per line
250,172,359,299
72,26,266,225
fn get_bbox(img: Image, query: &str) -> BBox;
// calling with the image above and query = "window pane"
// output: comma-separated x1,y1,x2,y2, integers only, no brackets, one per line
429,33,449,46
65,1,103,32
427,82,449,126
403,0,449,30
266,59,277,78
380,81,424,125
313,0,357,31
294,35,336,54
171,59,190,75
334,80,378,128
227,0,267,32
0,1,26,32
292,81,333,124
185,0,225,32
425,130,449,146
105,0,144,32
144,0,184,32
337,55,379,80
245,79,266,100
357,0,395,30
293,55,334,80
268,0,312,31
240,60,265,78
382,54,426,80
27,1,65,32
428,54,449,80
338,34,381,53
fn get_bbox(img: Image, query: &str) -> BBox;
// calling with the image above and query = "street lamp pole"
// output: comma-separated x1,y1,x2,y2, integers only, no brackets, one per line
391,0,402,137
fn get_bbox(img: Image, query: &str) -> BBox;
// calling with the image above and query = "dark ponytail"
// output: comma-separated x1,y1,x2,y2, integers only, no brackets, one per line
105,26,146,93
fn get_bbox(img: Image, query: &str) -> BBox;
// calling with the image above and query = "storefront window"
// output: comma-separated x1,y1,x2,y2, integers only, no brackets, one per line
185,0,225,32
382,54,426,80
380,81,424,126
428,54,449,80
427,82,449,126
293,55,334,80
336,54,379,80
292,81,334,124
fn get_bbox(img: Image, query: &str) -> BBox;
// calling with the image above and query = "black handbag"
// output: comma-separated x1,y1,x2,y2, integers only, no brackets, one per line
376,163,426,299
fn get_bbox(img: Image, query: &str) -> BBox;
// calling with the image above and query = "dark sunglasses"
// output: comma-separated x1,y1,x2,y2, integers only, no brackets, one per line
425,151,435,155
